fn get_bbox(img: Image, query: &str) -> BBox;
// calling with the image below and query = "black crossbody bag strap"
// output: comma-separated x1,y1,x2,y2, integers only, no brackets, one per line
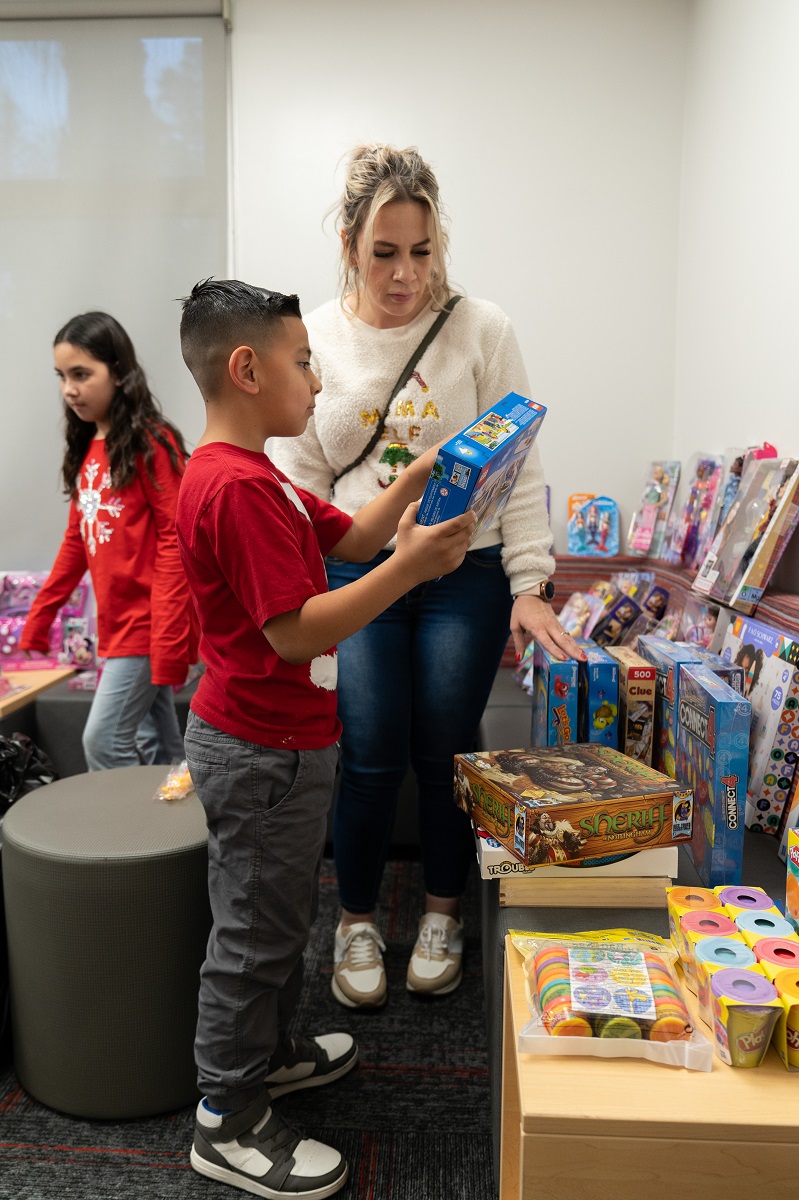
331,294,462,491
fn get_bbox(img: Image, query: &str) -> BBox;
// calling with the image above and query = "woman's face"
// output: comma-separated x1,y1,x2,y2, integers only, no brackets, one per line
54,342,117,436
353,199,433,329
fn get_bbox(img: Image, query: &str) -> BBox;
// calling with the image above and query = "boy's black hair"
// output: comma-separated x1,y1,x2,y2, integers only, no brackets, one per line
180,278,302,397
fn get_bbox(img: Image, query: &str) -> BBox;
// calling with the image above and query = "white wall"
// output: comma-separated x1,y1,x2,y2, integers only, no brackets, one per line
229,0,690,553
675,0,799,461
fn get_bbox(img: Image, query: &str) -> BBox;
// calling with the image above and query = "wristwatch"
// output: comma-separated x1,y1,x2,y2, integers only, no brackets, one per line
513,581,555,602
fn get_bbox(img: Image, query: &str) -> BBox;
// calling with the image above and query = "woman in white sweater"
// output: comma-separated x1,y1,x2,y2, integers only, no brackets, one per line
272,144,583,1008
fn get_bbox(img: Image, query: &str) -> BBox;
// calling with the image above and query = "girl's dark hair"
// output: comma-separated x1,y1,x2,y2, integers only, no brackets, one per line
56,311,189,496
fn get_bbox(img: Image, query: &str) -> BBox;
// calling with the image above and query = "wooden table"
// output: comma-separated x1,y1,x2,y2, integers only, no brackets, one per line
501,936,797,1200
0,668,75,720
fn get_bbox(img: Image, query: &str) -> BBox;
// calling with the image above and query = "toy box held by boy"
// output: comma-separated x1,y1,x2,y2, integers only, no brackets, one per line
454,744,693,867
417,391,546,539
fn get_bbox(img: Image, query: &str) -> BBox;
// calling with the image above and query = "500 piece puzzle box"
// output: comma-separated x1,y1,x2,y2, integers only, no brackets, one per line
454,744,693,867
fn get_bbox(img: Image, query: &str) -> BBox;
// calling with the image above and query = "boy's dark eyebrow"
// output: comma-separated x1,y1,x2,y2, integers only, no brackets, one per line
373,238,431,249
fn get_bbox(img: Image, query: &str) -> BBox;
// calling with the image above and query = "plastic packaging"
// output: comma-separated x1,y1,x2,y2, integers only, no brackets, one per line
154,760,195,801
510,930,713,1070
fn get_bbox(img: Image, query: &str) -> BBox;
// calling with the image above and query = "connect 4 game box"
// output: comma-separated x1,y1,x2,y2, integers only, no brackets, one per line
574,637,618,747
637,635,745,779
417,392,546,540
531,643,578,748
676,662,751,887
719,614,799,834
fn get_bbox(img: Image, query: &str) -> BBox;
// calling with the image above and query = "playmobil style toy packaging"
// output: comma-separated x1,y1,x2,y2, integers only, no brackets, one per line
417,391,545,539
472,823,678,879
605,645,656,767
627,460,680,557
676,663,751,888
719,614,799,834
567,495,619,556
530,643,578,748
454,744,693,867
590,593,642,648
573,638,618,747
693,456,799,614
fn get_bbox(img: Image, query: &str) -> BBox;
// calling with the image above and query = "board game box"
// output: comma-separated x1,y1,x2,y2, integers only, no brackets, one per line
454,744,693,867
472,823,679,879
530,643,578,748
719,613,799,834
637,635,745,779
574,637,618,747
605,645,656,766
417,391,546,540
676,662,751,887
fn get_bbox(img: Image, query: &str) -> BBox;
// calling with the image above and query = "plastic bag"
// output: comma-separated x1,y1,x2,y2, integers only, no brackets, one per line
0,733,57,816
510,929,713,1070
154,760,195,802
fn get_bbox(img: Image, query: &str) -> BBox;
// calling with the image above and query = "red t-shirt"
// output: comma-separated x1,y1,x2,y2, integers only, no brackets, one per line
176,443,353,749
22,435,196,685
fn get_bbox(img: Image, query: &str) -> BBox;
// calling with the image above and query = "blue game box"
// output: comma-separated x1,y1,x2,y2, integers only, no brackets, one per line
574,637,619,747
676,661,751,887
637,634,745,779
531,643,578,748
417,392,546,539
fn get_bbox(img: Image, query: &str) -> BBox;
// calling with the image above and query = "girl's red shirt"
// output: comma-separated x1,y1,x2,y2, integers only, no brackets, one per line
21,435,197,686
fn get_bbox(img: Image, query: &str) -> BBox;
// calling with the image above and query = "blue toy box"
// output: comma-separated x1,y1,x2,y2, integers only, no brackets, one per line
531,643,578,748
675,662,751,887
637,634,745,780
574,637,619,747
417,392,546,539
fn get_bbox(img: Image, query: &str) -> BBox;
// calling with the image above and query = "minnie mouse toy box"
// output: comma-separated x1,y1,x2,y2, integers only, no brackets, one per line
417,392,546,541
453,744,693,866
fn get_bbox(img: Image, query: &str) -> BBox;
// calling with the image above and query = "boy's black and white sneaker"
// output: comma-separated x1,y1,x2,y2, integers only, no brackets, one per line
265,1033,358,1098
191,1088,348,1199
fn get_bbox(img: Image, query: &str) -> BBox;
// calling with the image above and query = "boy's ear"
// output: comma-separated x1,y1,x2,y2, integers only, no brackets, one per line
228,345,259,394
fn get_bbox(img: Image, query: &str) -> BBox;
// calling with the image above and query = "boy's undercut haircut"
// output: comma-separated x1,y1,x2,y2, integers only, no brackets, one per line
180,278,302,396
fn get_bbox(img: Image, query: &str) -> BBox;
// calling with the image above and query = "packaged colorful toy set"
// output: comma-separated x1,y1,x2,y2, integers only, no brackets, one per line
573,637,618,747
666,884,799,1069
787,828,799,933
676,663,751,887
662,453,724,569
589,593,642,648
693,456,799,614
530,642,578,748
719,613,799,834
566,495,619,557
627,460,680,557
0,571,96,669
453,744,693,867
605,645,656,766
417,391,546,539
510,928,712,1069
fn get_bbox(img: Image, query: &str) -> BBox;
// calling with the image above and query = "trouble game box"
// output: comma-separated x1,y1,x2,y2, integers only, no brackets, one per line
605,645,656,766
719,614,799,834
530,643,578,747
574,637,618,747
417,392,546,541
472,823,679,879
676,662,751,887
454,744,694,867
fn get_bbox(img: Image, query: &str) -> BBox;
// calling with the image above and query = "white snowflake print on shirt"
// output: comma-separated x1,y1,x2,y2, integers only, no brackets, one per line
78,459,124,556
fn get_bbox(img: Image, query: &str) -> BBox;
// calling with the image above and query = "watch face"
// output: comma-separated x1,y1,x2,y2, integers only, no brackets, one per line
541,581,555,601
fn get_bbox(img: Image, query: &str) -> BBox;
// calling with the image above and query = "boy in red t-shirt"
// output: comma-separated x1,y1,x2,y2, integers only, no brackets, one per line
177,279,474,1199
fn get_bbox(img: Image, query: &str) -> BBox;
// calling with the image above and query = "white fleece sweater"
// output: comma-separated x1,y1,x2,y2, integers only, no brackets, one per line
271,295,555,595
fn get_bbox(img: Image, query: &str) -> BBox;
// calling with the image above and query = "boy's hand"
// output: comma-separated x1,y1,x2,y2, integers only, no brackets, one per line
394,502,476,584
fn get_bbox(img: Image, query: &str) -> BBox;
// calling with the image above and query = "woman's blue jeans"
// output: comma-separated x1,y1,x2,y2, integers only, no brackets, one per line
326,544,513,913
82,655,185,771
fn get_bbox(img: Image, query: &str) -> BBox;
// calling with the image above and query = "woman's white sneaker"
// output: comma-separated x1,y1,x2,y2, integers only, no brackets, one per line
406,913,464,995
332,922,387,1008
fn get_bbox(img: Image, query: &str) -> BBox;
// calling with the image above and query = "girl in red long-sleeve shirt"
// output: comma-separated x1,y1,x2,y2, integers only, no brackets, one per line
21,311,196,771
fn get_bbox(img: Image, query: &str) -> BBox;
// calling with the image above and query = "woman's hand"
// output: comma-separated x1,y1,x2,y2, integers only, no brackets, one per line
510,594,587,662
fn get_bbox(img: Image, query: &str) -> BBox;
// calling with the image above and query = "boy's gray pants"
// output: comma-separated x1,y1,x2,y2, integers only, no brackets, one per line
184,710,338,1113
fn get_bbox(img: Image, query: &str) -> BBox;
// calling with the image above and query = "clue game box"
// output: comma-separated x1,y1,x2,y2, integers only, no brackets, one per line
605,645,656,767
676,662,751,887
454,744,694,867
417,392,546,540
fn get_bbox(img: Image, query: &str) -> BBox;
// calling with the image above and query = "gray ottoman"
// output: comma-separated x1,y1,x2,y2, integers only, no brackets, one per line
1,765,211,1118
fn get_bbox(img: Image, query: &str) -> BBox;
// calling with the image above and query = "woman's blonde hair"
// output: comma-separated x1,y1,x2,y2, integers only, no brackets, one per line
334,143,451,313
